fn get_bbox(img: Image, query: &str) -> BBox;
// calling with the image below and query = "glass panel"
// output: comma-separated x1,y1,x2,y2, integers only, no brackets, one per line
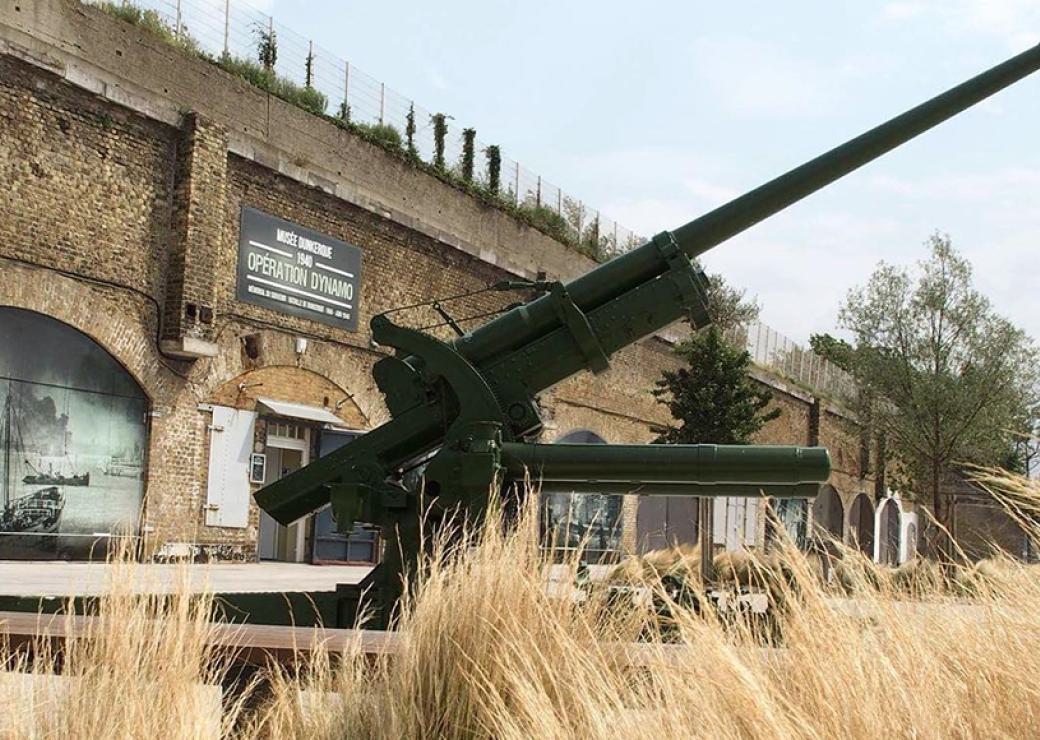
0,308,148,559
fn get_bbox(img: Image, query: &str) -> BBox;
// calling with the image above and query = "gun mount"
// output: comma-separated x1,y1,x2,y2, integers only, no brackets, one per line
257,44,1040,626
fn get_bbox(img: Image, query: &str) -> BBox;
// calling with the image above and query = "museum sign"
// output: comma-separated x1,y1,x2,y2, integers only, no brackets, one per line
236,207,362,331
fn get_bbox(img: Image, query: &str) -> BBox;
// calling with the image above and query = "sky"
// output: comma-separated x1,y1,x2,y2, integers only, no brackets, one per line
246,0,1040,345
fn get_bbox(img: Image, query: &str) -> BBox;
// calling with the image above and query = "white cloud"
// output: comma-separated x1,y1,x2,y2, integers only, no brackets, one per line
881,0,1040,50
689,35,840,118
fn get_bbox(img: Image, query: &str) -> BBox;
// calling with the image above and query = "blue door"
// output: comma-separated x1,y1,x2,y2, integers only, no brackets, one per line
311,430,379,563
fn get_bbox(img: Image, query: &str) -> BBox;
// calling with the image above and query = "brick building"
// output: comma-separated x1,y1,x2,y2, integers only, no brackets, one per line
0,0,904,565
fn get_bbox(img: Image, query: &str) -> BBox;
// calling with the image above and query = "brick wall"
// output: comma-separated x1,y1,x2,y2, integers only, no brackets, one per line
0,12,881,560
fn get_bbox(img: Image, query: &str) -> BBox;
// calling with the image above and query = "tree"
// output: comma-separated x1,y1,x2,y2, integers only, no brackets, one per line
839,233,1038,551
653,326,781,445
701,270,759,335
809,333,855,371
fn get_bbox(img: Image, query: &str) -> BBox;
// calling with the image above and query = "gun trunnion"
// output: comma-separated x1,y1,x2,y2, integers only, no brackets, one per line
256,43,1040,624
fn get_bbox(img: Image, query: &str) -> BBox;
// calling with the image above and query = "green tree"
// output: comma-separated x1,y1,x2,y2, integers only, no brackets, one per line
809,333,855,371
840,233,1038,550
653,327,780,445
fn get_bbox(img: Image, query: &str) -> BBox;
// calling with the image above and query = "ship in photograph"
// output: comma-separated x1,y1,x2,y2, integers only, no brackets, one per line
2,392,66,542
0,486,64,535
23,460,90,487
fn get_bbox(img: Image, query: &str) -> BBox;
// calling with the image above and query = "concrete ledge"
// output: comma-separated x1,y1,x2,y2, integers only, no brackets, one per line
160,336,219,359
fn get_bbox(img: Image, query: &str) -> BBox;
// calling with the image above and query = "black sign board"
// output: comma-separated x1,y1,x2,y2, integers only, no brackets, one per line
236,207,362,331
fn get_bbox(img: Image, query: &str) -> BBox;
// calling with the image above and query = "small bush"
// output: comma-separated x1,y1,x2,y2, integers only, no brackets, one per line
355,122,404,152
213,56,327,116
98,2,200,55
518,203,577,247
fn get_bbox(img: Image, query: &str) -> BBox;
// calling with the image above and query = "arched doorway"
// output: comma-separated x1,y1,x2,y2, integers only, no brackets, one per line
0,307,149,559
541,430,623,562
206,367,370,563
812,485,844,543
877,498,902,566
848,493,875,556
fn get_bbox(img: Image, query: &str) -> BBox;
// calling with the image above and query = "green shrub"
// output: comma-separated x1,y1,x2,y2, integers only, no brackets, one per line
518,203,577,248
98,2,201,55
213,55,327,116
354,122,404,152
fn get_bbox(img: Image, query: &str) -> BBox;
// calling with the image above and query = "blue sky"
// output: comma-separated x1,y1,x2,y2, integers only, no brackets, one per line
253,0,1040,344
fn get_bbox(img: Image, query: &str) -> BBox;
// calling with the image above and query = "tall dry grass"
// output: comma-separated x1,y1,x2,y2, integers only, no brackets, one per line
5,471,1040,738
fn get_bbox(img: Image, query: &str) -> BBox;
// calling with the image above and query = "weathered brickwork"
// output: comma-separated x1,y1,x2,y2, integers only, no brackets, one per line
0,9,880,562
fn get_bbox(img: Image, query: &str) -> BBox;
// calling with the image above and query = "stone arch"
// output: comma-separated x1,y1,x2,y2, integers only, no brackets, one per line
848,493,875,556
812,484,844,542
555,429,608,445
193,327,385,426
0,305,152,558
877,498,902,566
207,366,367,429
0,264,180,403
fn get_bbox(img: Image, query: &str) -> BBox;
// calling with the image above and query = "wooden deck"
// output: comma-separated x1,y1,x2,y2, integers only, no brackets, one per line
0,610,700,668
0,610,398,663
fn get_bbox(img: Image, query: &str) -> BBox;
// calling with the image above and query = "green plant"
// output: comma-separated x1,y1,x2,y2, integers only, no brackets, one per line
356,122,404,152
304,47,315,89
461,127,476,182
405,104,418,158
337,100,351,123
431,113,449,171
97,2,200,54
485,144,501,194
652,326,781,445
255,23,277,70
517,201,576,248
213,55,327,115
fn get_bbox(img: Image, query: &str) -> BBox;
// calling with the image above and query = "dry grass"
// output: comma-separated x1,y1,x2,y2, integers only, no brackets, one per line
5,472,1040,738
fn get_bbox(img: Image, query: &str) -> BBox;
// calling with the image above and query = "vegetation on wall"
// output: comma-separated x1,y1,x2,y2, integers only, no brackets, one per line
94,1,632,262
431,113,449,172
461,128,476,182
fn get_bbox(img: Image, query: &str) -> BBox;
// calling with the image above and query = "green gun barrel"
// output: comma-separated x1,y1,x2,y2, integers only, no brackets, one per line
454,43,1040,370
501,443,830,498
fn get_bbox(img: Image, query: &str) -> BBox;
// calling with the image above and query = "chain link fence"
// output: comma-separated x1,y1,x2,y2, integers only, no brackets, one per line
89,0,644,260
725,321,856,401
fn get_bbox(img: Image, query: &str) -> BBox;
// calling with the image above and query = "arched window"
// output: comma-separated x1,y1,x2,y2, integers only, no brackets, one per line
848,493,875,556
0,308,149,559
878,498,902,566
541,430,623,563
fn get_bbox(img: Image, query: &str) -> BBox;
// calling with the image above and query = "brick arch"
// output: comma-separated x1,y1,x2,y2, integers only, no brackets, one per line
0,263,180,403
207,365,367,429
555,429,608,445
192,326,385,424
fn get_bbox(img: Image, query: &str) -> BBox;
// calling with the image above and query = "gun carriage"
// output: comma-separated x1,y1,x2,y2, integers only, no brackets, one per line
257,44,1040,627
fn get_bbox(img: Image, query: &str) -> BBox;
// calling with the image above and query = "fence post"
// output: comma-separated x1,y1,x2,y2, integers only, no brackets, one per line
556,188,562,214
514,162,520,205
175,0,182,38
344,62,350,113
536,176,541,207
379,83,385,124
222,0,230,57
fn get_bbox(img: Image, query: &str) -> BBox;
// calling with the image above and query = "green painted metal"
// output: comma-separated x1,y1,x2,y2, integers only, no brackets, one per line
256,44,1040,626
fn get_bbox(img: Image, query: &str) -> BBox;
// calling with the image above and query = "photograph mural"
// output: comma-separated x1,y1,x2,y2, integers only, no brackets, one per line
0,308,148,559
541,430,624,562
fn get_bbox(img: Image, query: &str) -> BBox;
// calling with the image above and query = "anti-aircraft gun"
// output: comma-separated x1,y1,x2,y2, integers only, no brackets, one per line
257,44,1040,626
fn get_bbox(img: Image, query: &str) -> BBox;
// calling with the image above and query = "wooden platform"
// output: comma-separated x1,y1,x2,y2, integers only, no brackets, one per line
0,610,398,664
0,561,373,598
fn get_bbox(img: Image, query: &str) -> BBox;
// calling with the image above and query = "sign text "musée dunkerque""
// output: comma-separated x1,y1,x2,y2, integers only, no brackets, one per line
236,207,362,331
